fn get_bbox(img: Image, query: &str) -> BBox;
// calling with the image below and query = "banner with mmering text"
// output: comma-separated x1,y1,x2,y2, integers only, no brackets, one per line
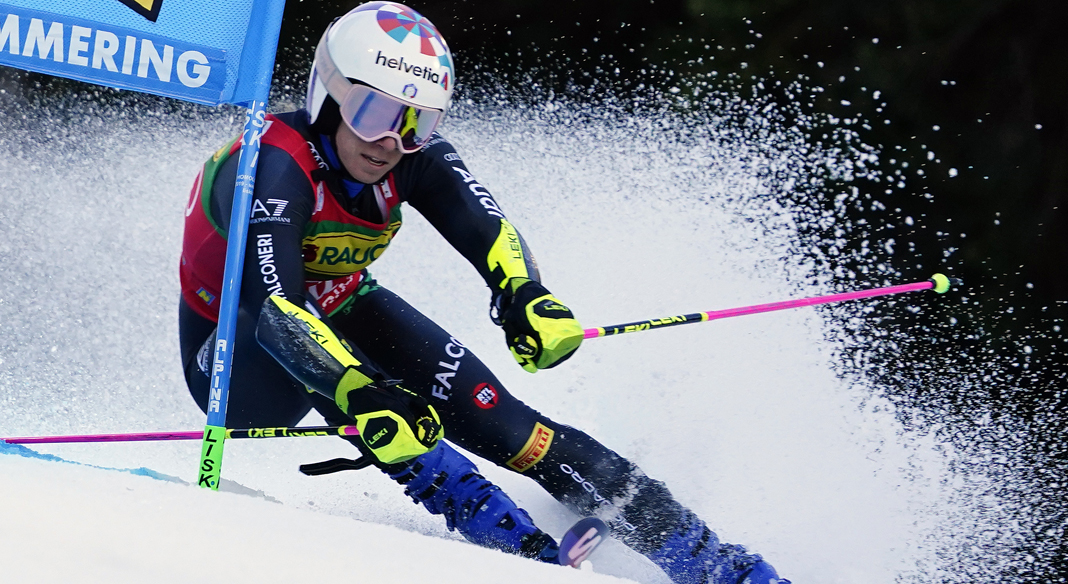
0,0,284,105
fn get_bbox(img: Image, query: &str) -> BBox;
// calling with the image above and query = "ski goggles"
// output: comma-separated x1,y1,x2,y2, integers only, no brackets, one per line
313,31,443,154
338,84,443,153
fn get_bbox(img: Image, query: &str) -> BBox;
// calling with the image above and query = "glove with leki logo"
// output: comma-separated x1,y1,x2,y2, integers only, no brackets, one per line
334,368,443,465
257,295,442,465
494,278,583,373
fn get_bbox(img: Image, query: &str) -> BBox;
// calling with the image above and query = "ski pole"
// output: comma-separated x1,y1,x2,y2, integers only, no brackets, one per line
1,425,359,445
584,273,957,340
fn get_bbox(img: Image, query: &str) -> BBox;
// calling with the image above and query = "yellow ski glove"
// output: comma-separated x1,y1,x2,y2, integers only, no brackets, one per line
495,278,583,373
258,295,442,464
335,369,443,465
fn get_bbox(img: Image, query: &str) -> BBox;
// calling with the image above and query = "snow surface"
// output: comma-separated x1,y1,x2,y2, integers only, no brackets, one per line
0,94,1007,583
0,447,629,583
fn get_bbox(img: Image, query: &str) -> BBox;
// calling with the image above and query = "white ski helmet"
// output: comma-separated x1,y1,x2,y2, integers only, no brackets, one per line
307,2,454,153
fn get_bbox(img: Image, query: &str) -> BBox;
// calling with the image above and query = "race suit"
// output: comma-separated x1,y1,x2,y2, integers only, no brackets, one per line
178,110,687,555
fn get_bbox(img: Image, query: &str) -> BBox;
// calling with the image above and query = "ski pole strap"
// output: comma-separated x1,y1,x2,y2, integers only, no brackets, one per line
584,273,958,339
2,425,359,445
299,456,375,476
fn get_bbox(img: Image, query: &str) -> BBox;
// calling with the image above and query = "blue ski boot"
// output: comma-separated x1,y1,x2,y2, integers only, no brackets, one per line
648,511,789,584
387,441,560,563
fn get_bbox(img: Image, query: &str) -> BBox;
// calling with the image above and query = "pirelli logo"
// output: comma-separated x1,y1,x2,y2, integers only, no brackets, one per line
506,422,554,472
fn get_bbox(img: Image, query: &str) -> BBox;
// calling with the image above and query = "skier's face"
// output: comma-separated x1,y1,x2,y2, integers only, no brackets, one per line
335,121,403,184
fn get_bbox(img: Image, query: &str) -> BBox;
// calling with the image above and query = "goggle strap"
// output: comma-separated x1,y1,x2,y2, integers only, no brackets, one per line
314,26,358,106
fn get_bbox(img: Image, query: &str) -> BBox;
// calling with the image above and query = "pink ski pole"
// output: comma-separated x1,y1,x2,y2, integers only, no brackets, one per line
1,425,358,445
584,273,957,339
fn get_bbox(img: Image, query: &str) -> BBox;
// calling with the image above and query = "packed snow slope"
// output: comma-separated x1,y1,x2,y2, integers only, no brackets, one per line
0,448,629,583
0,91,1012,583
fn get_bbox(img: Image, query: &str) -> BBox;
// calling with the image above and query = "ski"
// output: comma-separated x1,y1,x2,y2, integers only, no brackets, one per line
558,517,609,568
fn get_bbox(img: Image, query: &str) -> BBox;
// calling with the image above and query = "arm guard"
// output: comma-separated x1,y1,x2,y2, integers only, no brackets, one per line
487,218,539,290
256,295,442,464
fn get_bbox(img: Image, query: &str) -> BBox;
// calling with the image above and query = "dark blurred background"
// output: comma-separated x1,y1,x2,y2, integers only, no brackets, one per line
277,0,1066,304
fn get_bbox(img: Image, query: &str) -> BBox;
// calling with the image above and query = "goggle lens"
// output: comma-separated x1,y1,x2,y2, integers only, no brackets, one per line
338,85,442,153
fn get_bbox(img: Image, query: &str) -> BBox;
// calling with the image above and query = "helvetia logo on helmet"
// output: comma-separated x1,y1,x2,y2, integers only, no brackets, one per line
374,51,442,84
374,4,452,90
117,0,163,22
